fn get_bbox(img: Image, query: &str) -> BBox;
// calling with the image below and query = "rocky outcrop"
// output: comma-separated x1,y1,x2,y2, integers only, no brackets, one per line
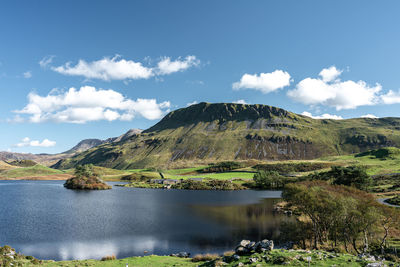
235,239,274,255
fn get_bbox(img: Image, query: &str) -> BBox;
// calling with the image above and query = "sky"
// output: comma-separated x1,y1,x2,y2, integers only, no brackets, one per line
1,0,400,153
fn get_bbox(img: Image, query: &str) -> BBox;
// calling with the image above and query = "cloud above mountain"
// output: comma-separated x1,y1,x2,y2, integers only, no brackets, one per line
301,111,343,120
232,70,291,93
15,137,56,147
288,66,382,110
14,86,170,123
51,55,200,81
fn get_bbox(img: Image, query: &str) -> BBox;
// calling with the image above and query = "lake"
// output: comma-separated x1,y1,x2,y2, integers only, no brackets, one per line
0,180,290,261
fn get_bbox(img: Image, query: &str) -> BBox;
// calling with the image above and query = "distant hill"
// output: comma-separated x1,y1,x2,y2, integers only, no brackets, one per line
53,102,400,169
63,139,106,154
0,129,142,166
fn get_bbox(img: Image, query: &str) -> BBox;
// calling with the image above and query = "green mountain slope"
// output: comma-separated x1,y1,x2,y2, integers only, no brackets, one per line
53,102,400,169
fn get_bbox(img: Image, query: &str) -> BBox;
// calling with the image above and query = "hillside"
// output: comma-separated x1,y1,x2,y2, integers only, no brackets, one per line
53,102,400,169
0,129,142,166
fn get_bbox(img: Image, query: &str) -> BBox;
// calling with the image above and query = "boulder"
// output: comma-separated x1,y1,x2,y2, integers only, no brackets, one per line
255,239,274,252
235,246,250,255
170,252,190,258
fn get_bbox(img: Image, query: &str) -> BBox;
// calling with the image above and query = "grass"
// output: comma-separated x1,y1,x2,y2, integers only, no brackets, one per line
36,255,200,267
318,148,400,176
0,164,64,178
10,250,396,267
198,249,389,267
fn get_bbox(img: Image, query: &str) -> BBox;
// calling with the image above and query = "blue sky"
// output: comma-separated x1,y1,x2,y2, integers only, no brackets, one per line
1,0,400,153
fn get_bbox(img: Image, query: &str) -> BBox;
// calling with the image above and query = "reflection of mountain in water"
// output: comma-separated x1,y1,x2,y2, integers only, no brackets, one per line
192,198,293,244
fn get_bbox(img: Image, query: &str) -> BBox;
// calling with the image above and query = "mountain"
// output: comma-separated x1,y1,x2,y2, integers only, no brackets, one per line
63,139,106,154
53,102,400,170
0,129,142,165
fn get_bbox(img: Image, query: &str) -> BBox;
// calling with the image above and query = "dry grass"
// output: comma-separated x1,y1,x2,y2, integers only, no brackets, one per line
101,254,116,261
191,253,219,262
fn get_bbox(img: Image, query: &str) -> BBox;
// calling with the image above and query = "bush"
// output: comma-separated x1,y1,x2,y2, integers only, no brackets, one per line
172,179,244,190
101,255,116,261
254,162,332,173
307,165,372,190
253,171,297,189
192,253,219,262
198,161,243,173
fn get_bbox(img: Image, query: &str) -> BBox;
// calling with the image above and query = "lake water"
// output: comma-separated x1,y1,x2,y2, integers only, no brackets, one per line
0,180,290,260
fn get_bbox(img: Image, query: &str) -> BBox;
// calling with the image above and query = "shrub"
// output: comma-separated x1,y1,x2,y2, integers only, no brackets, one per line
198,161,243,173
192,253,219,262
101,255,116,261
253,171,297,189
307,165,372,190
254,162,332,173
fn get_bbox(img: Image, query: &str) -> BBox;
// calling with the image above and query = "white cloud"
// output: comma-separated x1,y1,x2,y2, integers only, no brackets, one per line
51,55,200,81
157,55,200,75
361,114,378,119
15,86,171,123
39,55,55,68
233,99,248,104
15,137,56,148
23,71,32,78
301,111,343,120
232,70,291,94
288,66,382,110
319,66,342,82
52,56,153,81
380,90,400,104
186,101,198,106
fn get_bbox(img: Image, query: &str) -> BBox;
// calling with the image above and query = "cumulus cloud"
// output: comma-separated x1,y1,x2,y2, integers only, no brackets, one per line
319,66,342,82
233,99,248,104
288,66,382,110
380,90,400,104
52,56,153,81
39,55,55,68
14,86,171,123
232,70,291,93
15,137,56,148
361,114,378,119
157,56,200,75
23,71,32,78
51,55,200,81
301,111,343,120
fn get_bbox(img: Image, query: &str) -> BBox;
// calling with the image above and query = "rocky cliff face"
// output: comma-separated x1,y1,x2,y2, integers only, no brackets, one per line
53,103,400,169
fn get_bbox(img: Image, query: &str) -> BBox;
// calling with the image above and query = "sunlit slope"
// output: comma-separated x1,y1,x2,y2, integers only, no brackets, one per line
53,102,400,169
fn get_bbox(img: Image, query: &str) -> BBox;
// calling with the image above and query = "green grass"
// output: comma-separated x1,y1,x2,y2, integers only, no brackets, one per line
12,250,396,267
30,255,200,267
199,249,392,267
0,164,64,178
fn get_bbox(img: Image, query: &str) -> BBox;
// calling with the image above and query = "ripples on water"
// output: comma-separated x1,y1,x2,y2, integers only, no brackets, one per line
0,180,290,260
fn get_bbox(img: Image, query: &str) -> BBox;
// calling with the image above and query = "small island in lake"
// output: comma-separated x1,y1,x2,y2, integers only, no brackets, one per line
64,164,111,190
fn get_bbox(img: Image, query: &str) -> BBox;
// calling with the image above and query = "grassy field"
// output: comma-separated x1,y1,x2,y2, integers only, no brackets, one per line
0,164,65,179
8,250,397,267
318,147,400,175
9,255,200,267
2,147,400,183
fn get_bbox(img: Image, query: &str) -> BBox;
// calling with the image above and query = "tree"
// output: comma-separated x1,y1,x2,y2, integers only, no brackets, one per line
253,170,284,189
331,166,372,190
74,164,96,178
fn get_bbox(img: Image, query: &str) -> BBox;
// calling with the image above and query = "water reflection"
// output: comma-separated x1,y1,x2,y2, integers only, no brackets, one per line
192,198,293,245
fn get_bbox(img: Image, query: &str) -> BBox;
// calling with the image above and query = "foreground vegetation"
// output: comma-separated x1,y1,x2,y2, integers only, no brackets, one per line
282,181,400,255
2,243,398,266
